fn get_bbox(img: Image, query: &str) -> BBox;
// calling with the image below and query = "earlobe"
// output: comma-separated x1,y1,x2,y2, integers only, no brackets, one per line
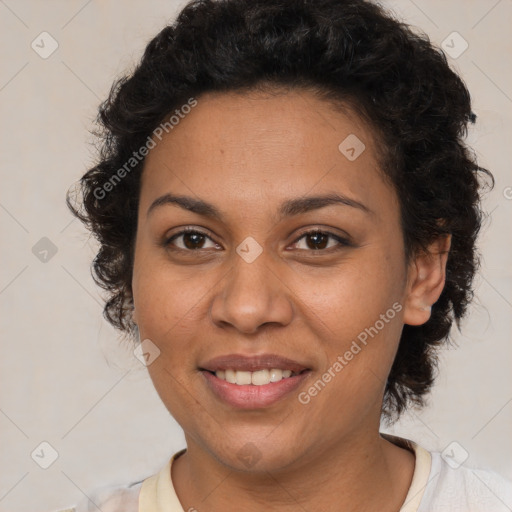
402,234,451,326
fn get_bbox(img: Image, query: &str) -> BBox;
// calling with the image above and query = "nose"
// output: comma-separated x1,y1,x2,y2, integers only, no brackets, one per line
209,250,294,334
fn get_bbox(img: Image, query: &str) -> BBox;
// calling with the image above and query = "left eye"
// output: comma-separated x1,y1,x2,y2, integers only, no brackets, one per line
291,230,349,251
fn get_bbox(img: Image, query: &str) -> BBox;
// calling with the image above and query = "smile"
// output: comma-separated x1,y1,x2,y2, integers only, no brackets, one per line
199,353,312,408
212,368,302,385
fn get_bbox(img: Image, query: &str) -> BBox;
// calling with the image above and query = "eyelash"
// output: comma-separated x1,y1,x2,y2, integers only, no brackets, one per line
163,227,352,253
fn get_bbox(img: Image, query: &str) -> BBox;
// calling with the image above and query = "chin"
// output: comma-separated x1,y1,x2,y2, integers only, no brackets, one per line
199,427,308,474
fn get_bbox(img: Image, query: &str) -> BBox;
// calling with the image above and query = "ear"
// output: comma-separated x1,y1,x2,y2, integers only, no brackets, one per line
132,306,138,325
402,234,451,326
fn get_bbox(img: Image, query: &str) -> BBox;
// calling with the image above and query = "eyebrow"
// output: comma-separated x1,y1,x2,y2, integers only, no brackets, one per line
147,192,372,221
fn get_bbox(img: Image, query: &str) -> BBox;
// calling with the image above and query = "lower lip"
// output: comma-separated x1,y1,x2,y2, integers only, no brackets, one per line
201,371,311,409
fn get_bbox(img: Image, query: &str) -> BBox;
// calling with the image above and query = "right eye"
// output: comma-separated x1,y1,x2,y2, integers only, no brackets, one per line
163,228,221,251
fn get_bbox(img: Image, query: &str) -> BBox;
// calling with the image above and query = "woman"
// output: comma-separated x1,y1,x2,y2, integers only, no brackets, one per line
61,0,511,510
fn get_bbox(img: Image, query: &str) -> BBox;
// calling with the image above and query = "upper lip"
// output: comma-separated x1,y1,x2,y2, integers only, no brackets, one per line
199,354,310,373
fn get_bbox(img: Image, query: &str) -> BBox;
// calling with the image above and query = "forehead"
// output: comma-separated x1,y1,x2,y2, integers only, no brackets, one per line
140,89,396,219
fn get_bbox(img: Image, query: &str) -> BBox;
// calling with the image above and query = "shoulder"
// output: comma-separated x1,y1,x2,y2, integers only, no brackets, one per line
52,451,185,512
419,451,512,512
53,480,143,512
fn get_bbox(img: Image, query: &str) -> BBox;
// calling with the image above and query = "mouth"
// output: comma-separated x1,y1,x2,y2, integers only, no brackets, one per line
199,354,312,409
206,368,307,385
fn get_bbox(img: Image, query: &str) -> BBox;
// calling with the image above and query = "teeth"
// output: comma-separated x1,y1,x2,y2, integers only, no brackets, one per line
214,368,297,385
252,369,270,385
269,369,282,382
236,371,252,385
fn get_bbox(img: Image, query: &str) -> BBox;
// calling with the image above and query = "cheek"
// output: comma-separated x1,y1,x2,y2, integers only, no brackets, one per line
305,245,406,391
146,357,210,438
135,268,212,421
132,245,209,339
310,247,405,330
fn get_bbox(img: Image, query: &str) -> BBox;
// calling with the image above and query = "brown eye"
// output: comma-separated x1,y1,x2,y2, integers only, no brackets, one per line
292,230,350,251
165,229,219,251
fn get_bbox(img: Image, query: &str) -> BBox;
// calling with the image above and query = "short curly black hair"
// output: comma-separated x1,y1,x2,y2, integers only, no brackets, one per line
67,0,492,422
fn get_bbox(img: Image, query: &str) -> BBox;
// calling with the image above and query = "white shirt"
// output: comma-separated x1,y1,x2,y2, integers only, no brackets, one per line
58,435,512,512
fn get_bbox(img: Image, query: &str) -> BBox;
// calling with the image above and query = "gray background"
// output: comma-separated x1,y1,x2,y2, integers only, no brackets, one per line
0,1,511,511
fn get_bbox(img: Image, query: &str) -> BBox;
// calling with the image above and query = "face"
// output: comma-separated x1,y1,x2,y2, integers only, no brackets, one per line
131,88,421,473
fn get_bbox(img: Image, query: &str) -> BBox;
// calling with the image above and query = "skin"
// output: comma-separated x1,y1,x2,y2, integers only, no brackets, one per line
131,88,450,512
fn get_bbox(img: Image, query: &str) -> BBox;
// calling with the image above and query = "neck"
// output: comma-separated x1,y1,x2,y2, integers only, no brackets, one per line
171,429,415,512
